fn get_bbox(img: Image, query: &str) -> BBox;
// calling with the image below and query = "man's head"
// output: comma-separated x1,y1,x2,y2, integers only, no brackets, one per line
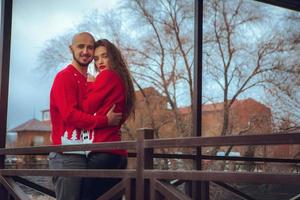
93,39,122,72
69,32,95,68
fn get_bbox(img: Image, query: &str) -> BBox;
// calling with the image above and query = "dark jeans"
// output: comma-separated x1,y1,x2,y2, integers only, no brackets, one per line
81,152,127,200
48,152,87,200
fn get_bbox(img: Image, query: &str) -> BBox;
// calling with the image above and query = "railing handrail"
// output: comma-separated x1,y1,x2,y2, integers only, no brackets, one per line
1,132,300,155
145,132,300,148
0,169,299,184
0,140,137,155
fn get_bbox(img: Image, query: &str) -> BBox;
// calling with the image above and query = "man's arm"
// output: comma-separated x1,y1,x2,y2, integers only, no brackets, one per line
51,73,120,129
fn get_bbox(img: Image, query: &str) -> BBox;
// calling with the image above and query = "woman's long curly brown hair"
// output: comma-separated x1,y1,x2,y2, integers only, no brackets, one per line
94,39,135,118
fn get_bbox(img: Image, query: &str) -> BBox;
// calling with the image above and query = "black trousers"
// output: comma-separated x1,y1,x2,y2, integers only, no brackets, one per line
81,152,127,200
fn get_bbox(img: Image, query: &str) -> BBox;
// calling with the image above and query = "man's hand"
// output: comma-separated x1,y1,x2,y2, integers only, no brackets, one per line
106,104,122,126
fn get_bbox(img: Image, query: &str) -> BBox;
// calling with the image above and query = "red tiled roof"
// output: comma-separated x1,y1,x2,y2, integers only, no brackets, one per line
135,87,161,99
178,107,191,114
178,98,268,114
202,102,224,112
177,101,224,114
9,119,51,132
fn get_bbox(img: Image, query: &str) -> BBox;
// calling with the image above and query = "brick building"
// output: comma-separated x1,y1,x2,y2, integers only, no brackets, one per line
8,110,51,165
123,87,174,140
125,87,299,157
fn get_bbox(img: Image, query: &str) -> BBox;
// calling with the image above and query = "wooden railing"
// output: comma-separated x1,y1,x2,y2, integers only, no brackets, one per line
0,128,300,200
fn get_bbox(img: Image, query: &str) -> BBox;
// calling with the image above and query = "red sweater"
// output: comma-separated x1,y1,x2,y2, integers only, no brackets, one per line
82,69,127,156
50,65,108,146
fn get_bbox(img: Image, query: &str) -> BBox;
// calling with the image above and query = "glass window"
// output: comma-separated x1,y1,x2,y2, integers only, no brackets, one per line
33,136,44,146
202,0,300,156
202,1,300,198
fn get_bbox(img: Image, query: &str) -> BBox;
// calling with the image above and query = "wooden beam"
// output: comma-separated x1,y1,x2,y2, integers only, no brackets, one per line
0,0,12,167
255,0,300,11
0,141,136,155
154,179,192,200
150,153,300,163
124,178,131,200
143,170,300,184
13,176,55,197
290,193,300,200
193,1,205,199
1,169,300,184
97,178,130,200
0,1,12,197
193,0,202,146
136,129,145,200
0,169,136,178
1,133,300,155
0,176,29,200
144,132,300,148
212,181,256,200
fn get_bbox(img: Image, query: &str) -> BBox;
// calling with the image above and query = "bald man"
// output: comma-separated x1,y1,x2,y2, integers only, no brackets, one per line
49,32,121,200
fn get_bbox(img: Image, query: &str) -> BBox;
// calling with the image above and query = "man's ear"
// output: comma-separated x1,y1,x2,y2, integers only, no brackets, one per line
69,45,73,53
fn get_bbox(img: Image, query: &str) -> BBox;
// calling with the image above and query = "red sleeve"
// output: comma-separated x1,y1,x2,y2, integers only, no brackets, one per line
86,81,93,93
82,70,117,114
51,73,108,129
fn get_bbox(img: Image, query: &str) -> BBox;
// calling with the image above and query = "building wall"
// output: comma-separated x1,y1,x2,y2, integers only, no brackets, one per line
122,88,298,169
16,131,51,147
229,99,272,135
202,110,223,137
123,89,277,170
15,131,51,165
123,87,172,140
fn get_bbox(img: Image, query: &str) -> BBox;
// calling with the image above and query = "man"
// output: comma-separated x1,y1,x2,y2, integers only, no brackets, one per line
49,32,121,200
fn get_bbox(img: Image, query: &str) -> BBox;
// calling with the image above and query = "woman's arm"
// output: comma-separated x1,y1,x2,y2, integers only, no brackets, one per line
82,70,119,114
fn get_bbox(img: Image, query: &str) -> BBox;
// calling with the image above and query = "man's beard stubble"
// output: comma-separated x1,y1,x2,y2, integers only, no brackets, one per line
72,51,91,68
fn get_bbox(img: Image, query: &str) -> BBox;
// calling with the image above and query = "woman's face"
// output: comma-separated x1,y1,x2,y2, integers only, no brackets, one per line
94,46,111,72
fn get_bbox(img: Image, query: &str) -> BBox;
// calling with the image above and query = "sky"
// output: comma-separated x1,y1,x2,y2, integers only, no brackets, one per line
7,0,119,132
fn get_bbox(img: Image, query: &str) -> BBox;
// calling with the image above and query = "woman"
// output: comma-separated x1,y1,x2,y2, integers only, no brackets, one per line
81,39,135,200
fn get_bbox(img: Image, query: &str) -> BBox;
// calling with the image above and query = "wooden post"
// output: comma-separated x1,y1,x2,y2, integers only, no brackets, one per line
136,128,145,200
143,128,154,170
136,128,154,200
142,128,153,200
0,0,13,198
193,0,208,199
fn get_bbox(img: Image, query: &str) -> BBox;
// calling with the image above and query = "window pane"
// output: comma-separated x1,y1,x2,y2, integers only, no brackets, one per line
202,0,300,198
7,0,195,170
202,0,300,155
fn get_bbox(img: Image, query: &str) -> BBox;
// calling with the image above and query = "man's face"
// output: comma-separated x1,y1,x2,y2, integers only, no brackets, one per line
70,34,94,67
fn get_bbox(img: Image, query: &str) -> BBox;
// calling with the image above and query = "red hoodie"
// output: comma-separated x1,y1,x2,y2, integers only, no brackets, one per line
82,69,127,156
50,64,108,147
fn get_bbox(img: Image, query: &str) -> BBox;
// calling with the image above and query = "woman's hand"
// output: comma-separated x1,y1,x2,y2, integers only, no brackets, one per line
106,104,122,126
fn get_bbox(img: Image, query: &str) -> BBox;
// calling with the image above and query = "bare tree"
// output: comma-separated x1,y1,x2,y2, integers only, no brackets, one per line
203,0,299,140
37,32,74,76
37,0,299,147
38,0,195,141
264,12,300,128
118,0,194,137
